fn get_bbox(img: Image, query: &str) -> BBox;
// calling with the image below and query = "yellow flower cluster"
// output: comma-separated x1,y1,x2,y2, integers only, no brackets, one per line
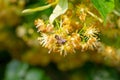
35,5,101,56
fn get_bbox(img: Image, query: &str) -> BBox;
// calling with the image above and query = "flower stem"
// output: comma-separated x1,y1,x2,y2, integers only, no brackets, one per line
22,0,59,13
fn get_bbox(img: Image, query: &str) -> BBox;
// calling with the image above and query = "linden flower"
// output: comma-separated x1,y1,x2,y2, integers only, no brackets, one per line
62,24,73,34
34,19,44,28
35,6,100,55
34,19,45,32
38,33,49,47
86,37,99,50
79,8,87,21
81,36,100,51
35,19,54,33
38,33,55,47
38,33,59,53
59,43,76,56
62,15,71,25
61,15,73,34
69,33,81,49
46,24,54,33
81,43,88,51
84,26,98,37
76,4,87,21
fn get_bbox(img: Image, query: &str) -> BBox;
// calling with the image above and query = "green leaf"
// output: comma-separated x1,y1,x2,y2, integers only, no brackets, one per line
4,60,29,80
89,68,119,80
25,68,44,80
91,0,115,23
25,68,51,80
4,60,51,80
114,0,120,16
49,0,68,24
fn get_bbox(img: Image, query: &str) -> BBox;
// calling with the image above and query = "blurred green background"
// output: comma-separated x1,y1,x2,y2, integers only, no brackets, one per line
0,0,120,80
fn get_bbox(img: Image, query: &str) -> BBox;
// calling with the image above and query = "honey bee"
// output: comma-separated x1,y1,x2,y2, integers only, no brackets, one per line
55,35,66,44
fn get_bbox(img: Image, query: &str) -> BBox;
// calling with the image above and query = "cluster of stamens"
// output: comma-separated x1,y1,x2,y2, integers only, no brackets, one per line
35,5,100,56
